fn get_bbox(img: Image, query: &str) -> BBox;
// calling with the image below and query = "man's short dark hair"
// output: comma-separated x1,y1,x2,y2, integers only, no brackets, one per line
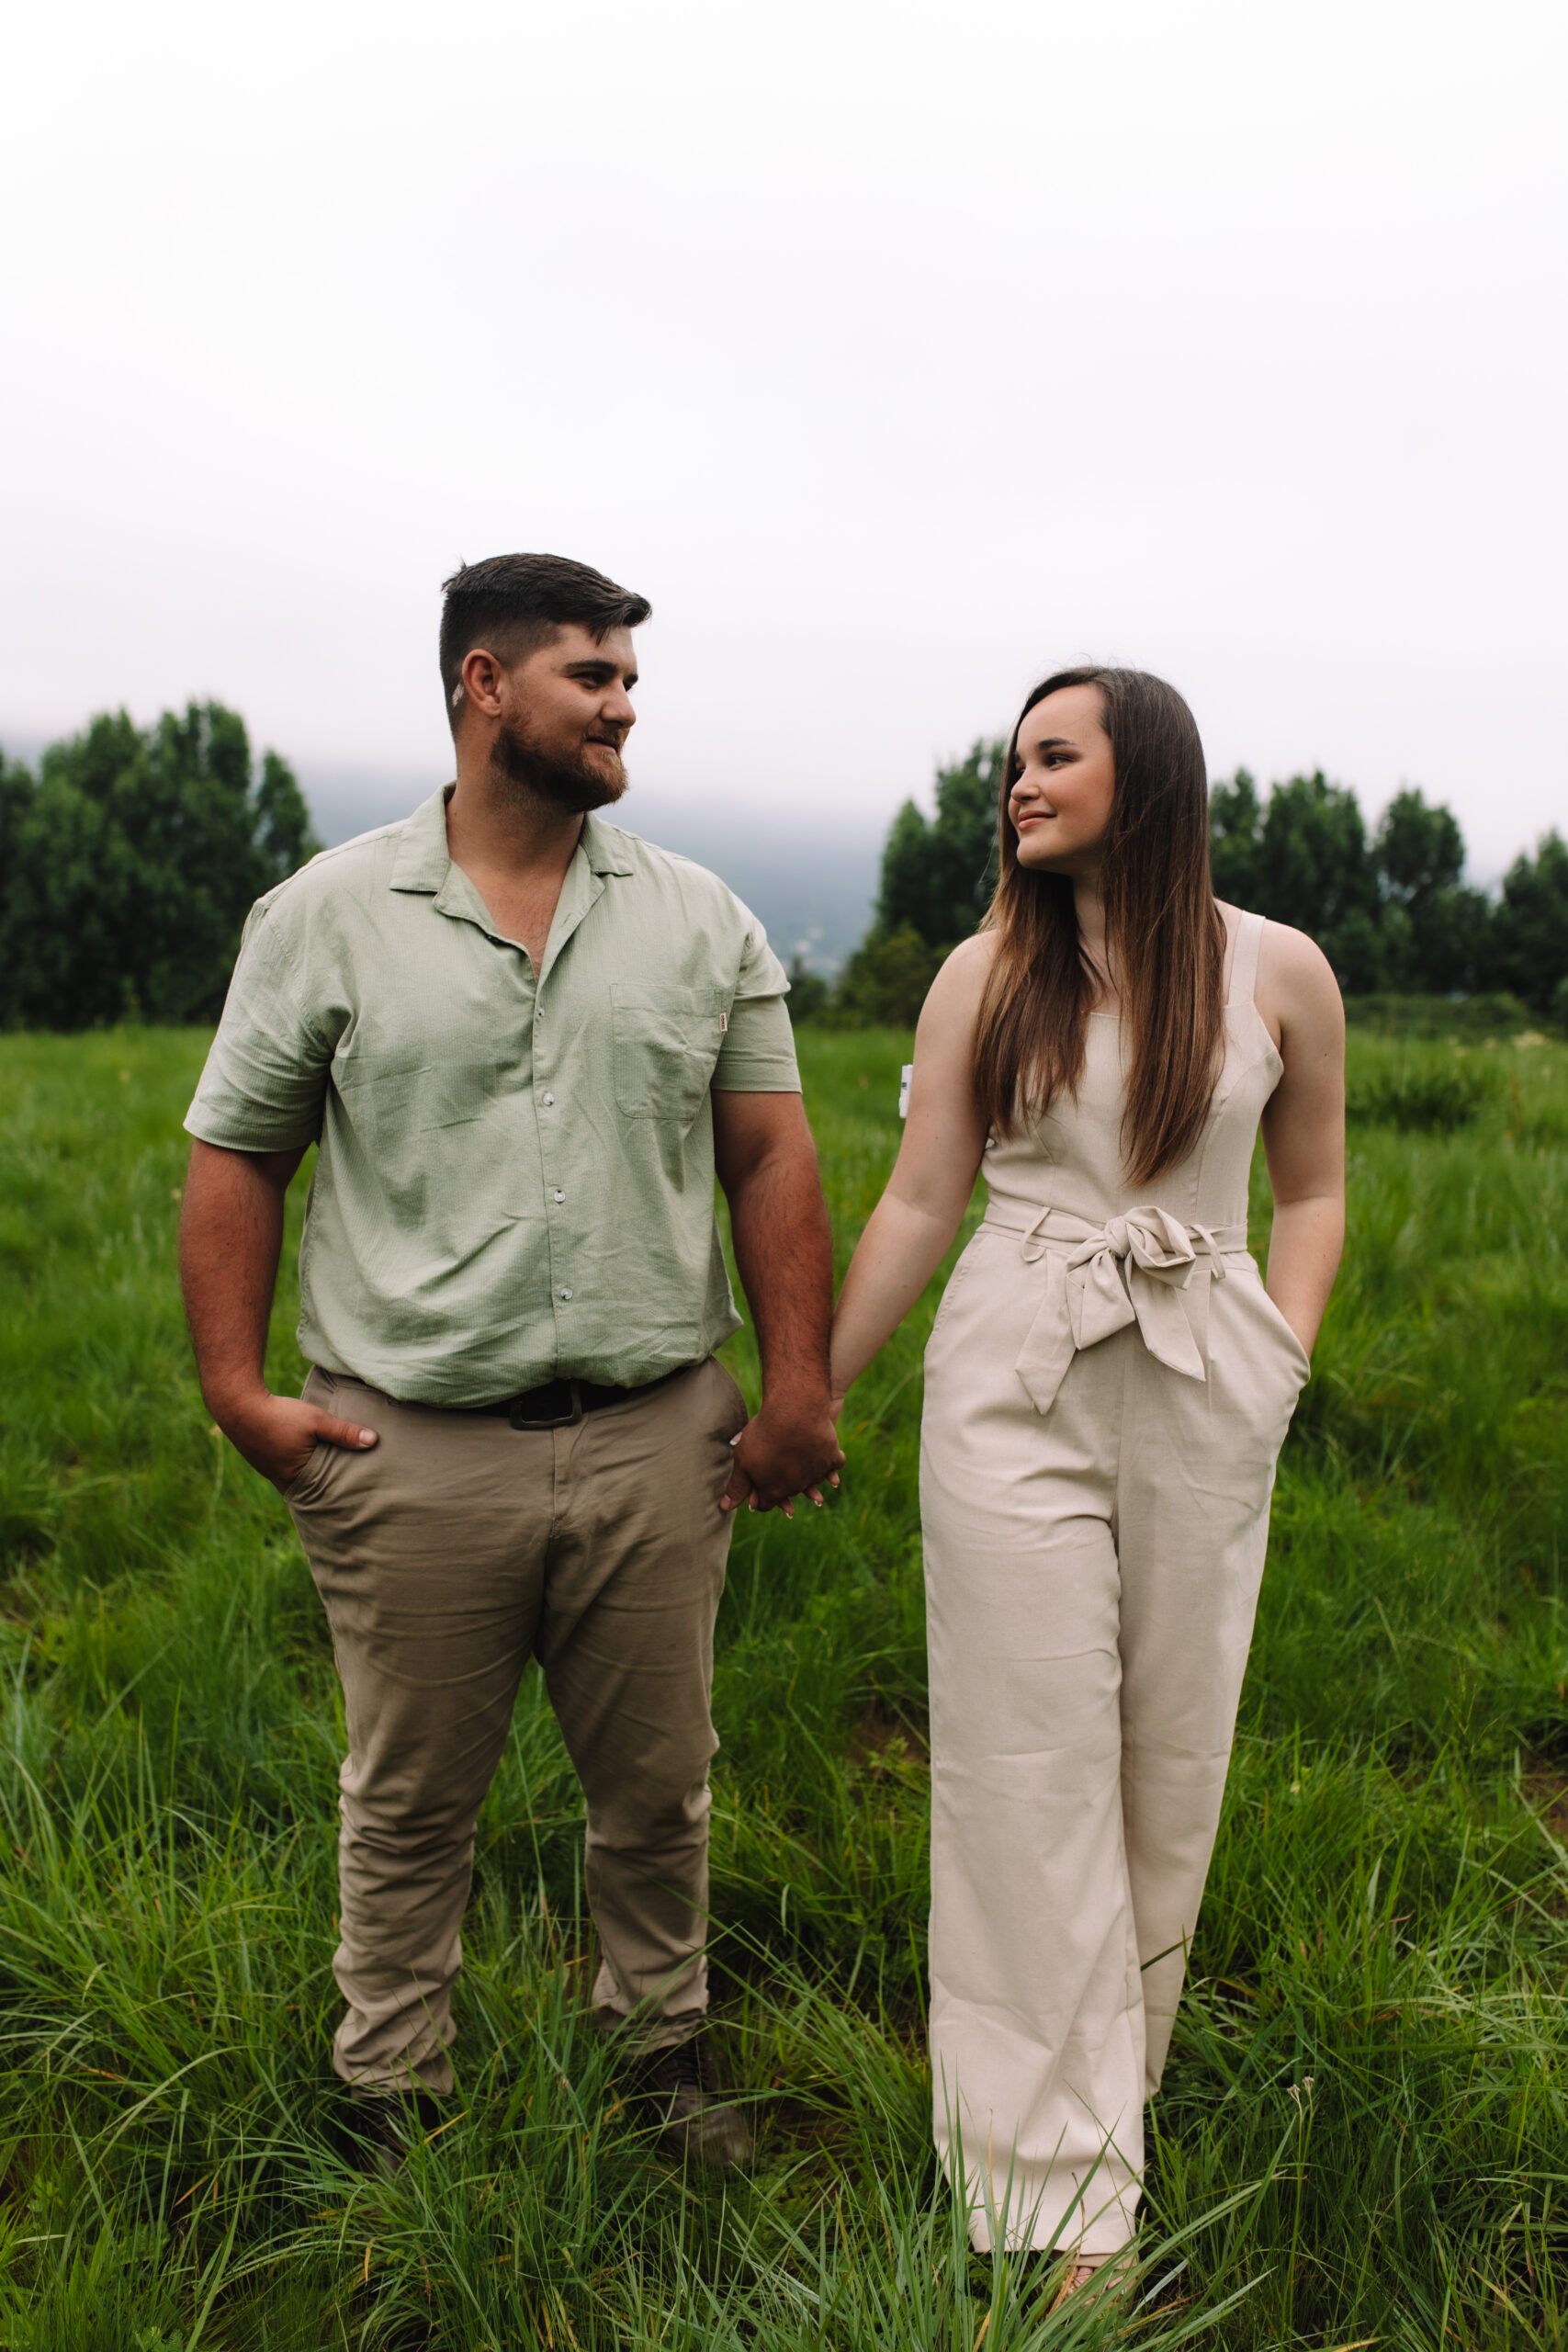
439,553,652,735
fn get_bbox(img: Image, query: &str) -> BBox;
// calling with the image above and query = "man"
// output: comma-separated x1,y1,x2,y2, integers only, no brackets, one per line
179,552,842,2171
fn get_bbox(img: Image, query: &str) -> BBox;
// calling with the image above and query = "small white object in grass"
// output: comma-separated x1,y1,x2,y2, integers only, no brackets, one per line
898,1064,913,1120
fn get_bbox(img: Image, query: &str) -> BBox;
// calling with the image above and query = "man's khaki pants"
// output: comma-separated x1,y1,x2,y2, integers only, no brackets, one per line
284,1357,748,2096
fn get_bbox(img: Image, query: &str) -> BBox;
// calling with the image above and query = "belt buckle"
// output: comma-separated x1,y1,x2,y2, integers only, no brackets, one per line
508,1380,585,1431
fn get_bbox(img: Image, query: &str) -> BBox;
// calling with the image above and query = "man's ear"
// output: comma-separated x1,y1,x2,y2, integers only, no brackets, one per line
459,646,507,719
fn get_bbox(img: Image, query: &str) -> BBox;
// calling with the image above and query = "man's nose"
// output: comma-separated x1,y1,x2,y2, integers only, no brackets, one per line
603,684,637,730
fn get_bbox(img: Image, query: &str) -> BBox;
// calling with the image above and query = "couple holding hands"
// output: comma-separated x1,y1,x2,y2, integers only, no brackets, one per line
180,552,1344,2290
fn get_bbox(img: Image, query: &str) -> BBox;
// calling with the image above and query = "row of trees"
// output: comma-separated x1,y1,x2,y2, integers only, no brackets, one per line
4,706,1561,1037
1206,769,1564,1001
0,705,318,1030
792,742,1568,1027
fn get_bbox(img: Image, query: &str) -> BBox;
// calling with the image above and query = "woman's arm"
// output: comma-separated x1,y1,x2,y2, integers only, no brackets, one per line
829,935,994,1399
1256,922,1347,1356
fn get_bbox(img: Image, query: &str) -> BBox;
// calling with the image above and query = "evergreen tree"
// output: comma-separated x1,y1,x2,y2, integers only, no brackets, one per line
0,703,319,1031
1487,831,1568,1012
1252,772,1385,986
0,750,42,1019
1211,768,1393,989
783,955,830,1024
1372,787,1491,992
1207,768,1263,905
876,739,1004,949
830,926,944,1028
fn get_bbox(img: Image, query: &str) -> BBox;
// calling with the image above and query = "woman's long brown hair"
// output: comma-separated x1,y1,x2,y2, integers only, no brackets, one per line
974,666,1226,1186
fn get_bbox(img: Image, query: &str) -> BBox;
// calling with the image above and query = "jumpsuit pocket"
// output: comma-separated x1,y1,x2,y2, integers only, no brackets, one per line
1254,1280,1312,1381
926,1230,984,1346
612,985,726,1119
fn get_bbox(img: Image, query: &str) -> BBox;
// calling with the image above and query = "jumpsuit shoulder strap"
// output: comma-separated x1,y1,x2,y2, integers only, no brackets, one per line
1226,909,1267,1007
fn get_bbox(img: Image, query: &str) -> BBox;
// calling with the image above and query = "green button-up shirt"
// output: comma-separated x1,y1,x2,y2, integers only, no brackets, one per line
185,788,800,1405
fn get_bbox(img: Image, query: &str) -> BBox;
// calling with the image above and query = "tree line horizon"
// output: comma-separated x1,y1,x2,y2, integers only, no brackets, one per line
2,704,1564,1035
793,738,1568,1031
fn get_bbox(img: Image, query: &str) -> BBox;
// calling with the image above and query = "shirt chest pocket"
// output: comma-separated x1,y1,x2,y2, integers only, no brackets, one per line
612,983,726,1120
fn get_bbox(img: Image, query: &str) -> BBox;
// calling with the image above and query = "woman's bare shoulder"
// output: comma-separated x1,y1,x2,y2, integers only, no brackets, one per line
1213,900,1342,1050
1213,901,1336,990
1258,918,1338,992
1251,915,1344,1044
939,929,999,991
919,931,998,1031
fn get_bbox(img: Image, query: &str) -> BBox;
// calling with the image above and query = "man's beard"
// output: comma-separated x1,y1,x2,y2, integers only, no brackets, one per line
491,712,627,813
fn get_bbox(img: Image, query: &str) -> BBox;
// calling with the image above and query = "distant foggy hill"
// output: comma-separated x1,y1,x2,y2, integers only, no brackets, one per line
0,737,883,971
303,768,881,972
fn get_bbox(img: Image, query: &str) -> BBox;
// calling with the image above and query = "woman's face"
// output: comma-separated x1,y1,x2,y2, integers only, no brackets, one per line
1008,684,1115,875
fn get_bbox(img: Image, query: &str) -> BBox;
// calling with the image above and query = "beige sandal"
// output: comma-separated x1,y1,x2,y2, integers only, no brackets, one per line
1052,2249,1136,2306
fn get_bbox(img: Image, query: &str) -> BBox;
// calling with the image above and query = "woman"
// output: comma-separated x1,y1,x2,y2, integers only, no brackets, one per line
829,668,1344,2288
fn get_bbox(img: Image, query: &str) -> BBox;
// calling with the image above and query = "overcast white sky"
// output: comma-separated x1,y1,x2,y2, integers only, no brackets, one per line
3,0,1564,875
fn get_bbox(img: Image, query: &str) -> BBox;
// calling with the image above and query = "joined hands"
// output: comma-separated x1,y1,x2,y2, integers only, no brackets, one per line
720,1391,844,1520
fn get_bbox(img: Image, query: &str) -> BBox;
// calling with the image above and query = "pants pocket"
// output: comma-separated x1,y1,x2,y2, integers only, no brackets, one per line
283,1368,348,1510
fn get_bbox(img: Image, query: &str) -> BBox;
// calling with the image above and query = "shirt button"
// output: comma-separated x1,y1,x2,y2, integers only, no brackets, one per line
553,1189,565,1203
559,1286,573,1301
541,1091,555,1106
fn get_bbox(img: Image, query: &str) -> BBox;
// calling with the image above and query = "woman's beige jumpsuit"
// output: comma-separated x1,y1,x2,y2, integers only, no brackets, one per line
920,911,1310,2256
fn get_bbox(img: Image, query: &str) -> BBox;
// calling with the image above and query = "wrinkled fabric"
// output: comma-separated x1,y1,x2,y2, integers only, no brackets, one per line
1012,1204,1245,1414
921,911,1311,2256
186,792,798,1404
287,1357,749,2094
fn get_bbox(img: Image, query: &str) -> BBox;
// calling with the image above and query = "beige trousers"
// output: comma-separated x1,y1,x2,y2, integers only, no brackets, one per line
285,1356,747,2096
920,1217,1309,2254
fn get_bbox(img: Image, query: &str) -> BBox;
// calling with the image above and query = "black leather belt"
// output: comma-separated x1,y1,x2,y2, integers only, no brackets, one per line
468,1366,692,1430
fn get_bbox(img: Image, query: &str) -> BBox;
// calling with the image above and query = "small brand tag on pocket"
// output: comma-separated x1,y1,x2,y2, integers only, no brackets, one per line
719,1012,728,1031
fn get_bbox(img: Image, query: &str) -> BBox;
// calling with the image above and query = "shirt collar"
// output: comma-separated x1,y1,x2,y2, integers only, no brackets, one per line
580,812,636,877
389,786,457,895
388,790,637,894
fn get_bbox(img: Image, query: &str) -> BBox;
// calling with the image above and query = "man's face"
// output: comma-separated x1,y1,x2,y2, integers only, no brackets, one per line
486,623,639,811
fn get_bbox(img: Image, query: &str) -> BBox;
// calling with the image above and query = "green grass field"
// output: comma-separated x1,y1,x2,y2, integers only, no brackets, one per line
1,1023,1565,2349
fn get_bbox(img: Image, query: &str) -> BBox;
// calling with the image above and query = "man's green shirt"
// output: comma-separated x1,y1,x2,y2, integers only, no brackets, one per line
185,789,800,1405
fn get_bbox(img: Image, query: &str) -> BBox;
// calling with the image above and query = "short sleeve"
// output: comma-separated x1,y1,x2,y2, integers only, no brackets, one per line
185,899,333,1151
714,917,800,1092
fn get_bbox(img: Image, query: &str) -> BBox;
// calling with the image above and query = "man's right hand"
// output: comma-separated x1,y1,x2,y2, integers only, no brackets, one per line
212,1388,379,1493
182,1141,364,1492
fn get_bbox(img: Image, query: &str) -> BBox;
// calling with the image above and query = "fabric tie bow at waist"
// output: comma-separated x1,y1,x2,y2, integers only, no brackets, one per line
1002,1205,1247,1415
